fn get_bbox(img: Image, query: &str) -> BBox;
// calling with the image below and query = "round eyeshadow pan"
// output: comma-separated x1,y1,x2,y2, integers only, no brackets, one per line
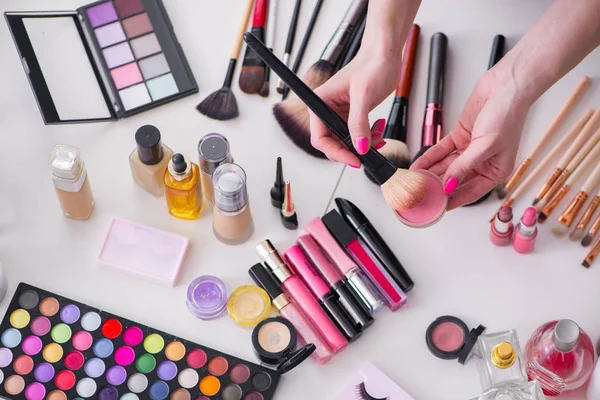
25,381,46,400
34,363,55,382
157,361,177,381
115,346,136,366
2,329,22,348
199,376,220,396
30,317,51,336
4,375,24,395
47,390,67,400
170,388,191,400
251,372,272,391
177,368,199,389
10,309,30,329
0,348,12,368
94,338,114,358
64,350,85,370
165,341,185,361
73,331,93,351
106,365,127,386
51,324,72,344
207,356,229,376
42,343,63,363
55,370,76,390
39,297,60,317
13,355,34,375
98,385,118,399
185,348,207,368
76,377,97,397
60,304,81,324
102,319,123,339
18,290,39,310
229,364,251,384
81,312,102,331
144,333,164,354
128,372,148,393
84,358,106,378
222,384,243,400
22,335,43,355
135,353,156,373
149,380,169,400
121,394,139,400
244,392,264,400
122,326,144,346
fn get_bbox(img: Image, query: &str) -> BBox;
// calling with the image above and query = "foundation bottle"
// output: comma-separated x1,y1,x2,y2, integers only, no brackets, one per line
129,125,173,197
212,163,254,244
164,154,203,220
49,145,94,220
198,133,232,204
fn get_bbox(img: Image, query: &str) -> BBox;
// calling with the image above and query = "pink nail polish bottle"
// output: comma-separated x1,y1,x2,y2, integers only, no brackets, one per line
513,207,538,254
490,206,514,246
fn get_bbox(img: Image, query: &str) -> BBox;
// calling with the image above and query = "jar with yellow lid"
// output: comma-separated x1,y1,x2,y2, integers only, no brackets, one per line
227,286,271,328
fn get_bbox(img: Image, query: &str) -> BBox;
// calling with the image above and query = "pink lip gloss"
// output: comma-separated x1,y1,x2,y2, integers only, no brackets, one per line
249,263,333,364
513,207,538,254
255,240,348,353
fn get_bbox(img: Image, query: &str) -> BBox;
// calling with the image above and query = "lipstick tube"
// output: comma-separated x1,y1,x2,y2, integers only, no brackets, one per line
421,32,447,148
296,236,373,329
284,245,362,341
322,210,407,311
305,217,384,313
255,240,348,353
248,264,333,364
334,198,414,291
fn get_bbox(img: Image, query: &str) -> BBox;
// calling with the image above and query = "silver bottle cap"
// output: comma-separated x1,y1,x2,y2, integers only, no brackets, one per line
553,319,580,352
346,270,384,313
198,133,232,174
255,240,292,283
212,163,248,213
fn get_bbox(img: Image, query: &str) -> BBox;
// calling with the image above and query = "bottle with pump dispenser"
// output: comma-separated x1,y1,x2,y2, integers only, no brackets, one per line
129,125,173,197
164,154,203,220
525,319,595,396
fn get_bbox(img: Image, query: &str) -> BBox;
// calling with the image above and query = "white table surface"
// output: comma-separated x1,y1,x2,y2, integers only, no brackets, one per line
0,0,599,399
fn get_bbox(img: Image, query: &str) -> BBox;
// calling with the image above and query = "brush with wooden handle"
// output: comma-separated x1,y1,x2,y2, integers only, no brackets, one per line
582,209,600,247
570,186,600,241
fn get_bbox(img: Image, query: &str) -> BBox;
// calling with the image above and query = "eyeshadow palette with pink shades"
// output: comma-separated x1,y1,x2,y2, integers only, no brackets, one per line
5,0,198,124
0,283,280,400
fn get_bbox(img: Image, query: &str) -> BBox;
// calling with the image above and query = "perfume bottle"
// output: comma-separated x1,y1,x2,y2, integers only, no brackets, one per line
49,145,94,220
471,381,545,400
164,154,203,220
525,319,595,396
212,163,254,244
129,125,173,197
588,355,600,399
198,133,232,204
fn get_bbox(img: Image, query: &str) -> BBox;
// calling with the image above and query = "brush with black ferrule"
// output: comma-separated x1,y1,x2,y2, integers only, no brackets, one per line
365,24,419,184
259,0,278,97
239,0,269,94
276,0,302,94
339,12,366,69
196,0,254,120
463,34,506,206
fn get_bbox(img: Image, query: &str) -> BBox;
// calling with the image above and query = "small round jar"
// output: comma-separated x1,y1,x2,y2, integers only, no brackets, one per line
426,315,486,365
396,170,448,228
186,276,228,320
227,286,271,328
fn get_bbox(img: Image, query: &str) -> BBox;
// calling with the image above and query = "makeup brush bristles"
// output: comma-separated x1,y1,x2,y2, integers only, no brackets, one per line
197,87,239,120
582,234,595,247
497,187,509,200
569,228,585,241
551,221,570,237
381,170,428,211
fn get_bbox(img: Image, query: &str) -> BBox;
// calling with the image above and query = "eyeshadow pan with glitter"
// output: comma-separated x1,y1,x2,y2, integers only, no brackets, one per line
5,0,197,124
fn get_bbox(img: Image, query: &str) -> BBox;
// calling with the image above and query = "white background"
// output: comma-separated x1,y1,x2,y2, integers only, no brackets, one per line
1,0,599,399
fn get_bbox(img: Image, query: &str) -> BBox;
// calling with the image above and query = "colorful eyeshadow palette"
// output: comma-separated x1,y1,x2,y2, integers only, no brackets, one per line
5,0,197,124
0,283,280,399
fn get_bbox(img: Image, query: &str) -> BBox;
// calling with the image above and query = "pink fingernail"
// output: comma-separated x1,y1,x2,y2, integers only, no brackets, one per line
376,119,386,132
355,137,369,154
444,177,459,196
349,164,360,169
375,140,387,150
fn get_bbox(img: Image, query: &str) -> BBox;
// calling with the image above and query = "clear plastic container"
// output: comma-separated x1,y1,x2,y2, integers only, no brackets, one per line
525,320,595,396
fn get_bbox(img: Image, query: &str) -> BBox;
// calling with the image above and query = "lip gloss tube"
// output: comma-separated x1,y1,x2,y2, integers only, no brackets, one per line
284,246,362,341
248,263,333,364
296,235,373,329
255,240,348,353
305,217,384,314
322,211,407,311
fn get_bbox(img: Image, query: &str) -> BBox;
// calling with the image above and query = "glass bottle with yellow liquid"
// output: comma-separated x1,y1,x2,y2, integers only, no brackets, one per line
164,153,203,220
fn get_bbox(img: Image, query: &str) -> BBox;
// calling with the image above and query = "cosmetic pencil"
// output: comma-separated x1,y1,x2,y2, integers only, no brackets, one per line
239,0,269,94
539,134,600,223
365,24,419,185
305,217,385,314
273,0,368,159
464,34,505,206
196,0,254,120
249,263,334,364
534,108,600,205
498,76,590,197
552,158,600,237
582,212,600,247
570,187,600,241
582,235,600,268
296,235,373,329
259,0,278,97
276,0,302,94
246,32,429,212
255,240,348,353
334,198,414,292
412,32,447,165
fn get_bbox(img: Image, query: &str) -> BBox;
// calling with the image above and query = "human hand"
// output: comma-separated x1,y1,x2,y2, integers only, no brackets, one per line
411,67,533,210
308,51,400,167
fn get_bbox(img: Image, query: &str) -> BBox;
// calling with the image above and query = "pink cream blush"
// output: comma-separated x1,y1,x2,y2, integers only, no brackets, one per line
396,171,447,227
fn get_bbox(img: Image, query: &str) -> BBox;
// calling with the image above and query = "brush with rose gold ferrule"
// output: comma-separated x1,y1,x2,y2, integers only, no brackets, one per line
570,191,600,242
582,235,600,268
582,213,600,247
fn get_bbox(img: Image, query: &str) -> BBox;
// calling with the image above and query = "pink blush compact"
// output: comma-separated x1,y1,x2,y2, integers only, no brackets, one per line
426,316,486,365
396,170,447,228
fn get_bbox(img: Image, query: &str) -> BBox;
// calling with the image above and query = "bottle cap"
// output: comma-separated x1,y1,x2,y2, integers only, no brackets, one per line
49,145,84,180
198,133,232,174
227,285,271,328
552,319,580,352
212,163,248,213
135,125,163,165
491,342,516,369
168,154,191,180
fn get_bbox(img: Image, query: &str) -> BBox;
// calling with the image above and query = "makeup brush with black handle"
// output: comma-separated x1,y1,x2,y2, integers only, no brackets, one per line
276,0,302,94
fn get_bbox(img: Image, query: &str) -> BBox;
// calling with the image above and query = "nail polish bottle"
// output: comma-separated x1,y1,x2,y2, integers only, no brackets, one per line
281,181,298,230
198,133,232,204
490,206,514,246
513,207,538,254
212,163,254,245
129,125,173,197
164,154,203,220
49,145,94,220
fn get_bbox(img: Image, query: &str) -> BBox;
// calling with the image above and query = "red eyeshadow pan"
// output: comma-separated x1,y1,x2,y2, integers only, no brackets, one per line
101,319,122,339
114,0,144,18
55,370,75,390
